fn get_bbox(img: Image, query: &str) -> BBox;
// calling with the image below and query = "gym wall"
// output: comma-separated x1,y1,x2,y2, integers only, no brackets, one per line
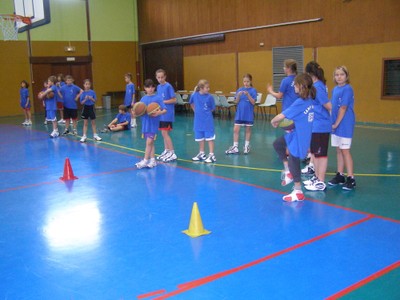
0,0,138,117
138,0,400,124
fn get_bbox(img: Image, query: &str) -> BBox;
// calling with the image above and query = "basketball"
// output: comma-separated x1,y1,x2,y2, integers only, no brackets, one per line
278,118,295,131
46,91,55,99
133,102,147,117
38,92,44,100
146,102,160,115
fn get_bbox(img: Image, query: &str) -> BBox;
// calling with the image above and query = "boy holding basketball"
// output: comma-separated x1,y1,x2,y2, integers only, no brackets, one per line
155,69,177,162
40,76,59,138
135,79,167,169
124,73,136,128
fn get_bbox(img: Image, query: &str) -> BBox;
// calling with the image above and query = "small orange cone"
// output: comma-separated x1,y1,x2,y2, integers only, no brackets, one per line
182,202,211,238
60,158,78,181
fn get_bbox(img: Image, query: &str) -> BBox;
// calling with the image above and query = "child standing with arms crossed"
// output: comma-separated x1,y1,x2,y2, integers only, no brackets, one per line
59,75,83,136
80,79,102,143
41,76,59,138
190,79,216,163
124,73,136,128
56,73,66,124
328,66,356,190
271,74,315,202
20,80,31,126
135,79,167,169
225,74,257,154
155,69,177,162
267,59,298,111
302,61,332,191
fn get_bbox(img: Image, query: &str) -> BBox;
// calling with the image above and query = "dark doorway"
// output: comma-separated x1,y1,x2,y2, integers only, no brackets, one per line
142,46,183,91
31,60,92,113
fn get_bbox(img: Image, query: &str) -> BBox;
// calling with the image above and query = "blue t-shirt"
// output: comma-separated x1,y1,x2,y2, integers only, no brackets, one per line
124,83,135,107
80,90,97,106
140,94,166,134
20,87,30,108
157,82,176,122
60,84,81,109
283,97,314,159
45,85,58,111
234,87,257,122
331,84,355,138
312,80,331,133
279,75,298,111
189,92,215,132
116,112,131,128
56,82,65,103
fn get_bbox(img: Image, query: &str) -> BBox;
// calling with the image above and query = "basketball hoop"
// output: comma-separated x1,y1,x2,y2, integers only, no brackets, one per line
0,14,31,41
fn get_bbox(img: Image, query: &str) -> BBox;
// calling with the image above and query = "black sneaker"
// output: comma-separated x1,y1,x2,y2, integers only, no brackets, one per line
342,177,356,190
328,172,346,186
62,129,69,135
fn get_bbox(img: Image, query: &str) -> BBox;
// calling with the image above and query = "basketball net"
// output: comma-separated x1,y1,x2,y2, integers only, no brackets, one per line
0,15,31,41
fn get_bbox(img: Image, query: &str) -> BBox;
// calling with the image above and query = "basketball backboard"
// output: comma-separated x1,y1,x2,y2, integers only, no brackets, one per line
14,0,50,32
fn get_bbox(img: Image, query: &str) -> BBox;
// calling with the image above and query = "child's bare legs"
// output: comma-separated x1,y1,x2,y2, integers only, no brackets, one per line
233,125,240,143
337,148,353,177
91,120,97,135
314,156,328,182
162,130,174,151
72,119,78,132
245,126,252,143
26,109,31,122
110,125,124,132
52,120,58,131
198,140,205,153
145,138,155,160
83,119,88,137
207,140,214,154
59,109,64,121
130,109,137,127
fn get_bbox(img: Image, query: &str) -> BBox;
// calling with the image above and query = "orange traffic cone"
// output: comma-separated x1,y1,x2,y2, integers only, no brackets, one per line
182,202,211,238
60,158,78,181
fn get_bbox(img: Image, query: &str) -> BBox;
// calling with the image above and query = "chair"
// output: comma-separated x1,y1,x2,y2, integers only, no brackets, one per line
219,95,236,116
211,94,222,115
175,92,190,112
139,91,146,99
258,94,278,120
254,93,263,115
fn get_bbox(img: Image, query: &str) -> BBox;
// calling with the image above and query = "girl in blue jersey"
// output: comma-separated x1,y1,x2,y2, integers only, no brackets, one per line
271,74,315,202
80,79,102,142
190,79,216,163
328,66,356,190
41,76,59,138
302,62,332,192
135,79,167,169
20,80,31,126
225,74,257,155
124,73,136,128
267,59,298,111
155,69,177,162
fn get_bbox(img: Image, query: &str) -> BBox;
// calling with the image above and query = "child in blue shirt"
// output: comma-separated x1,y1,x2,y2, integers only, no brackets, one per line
59,75,83,136
124,73,136,128
267,59,298,111
106,105,131,131
155,69,178,162
56,73,66,124
271,74,315,202
328,66,356,190
225,74,257,154
20,80,31,126
80,79,101,142
135,79,167,169
189,79,216,163
41,76,59,138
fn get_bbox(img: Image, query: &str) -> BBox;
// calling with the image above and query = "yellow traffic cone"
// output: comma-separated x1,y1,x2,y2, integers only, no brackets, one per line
182,202,211,238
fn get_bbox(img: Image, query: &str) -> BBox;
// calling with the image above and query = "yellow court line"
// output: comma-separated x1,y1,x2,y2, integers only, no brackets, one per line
356,125,400,131
80,137,400,178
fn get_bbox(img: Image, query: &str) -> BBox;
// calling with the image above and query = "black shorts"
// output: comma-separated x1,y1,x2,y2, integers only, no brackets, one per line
310,132,330,157
64,107,78,119
81,105,96,120
159,121,173,131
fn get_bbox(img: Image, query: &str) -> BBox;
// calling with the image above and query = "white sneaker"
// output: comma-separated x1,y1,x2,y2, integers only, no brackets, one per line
304,180,326,191
93,134,102,141
301,164,315,175
282,189,305,202
72,129,78,135
147,159,157,168
131,123,137,128
135,159,148,169
192,152,207,161
163,152,177,162
156,149,168,161
44,120,48,125
204,154,216,163
243,145,250,154
22,120,28,125
303,175,318,186
225,145,239,154
50,130,59,138
281,170,293,186
80,135,87,143
58,119,66,124
26,121,32,126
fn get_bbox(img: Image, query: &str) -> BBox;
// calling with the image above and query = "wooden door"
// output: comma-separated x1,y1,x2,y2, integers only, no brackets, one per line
31,63,92,113
143,46,183,91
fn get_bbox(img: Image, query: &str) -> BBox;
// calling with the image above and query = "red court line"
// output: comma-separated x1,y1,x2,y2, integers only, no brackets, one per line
137,289,167,299
0,166,48,173
326,260,400,299
139,215,373,299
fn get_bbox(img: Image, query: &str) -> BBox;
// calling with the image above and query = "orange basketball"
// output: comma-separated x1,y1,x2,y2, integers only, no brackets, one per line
38,92,44,100
146,102,160,115
133,102,147,117
46,91,55,99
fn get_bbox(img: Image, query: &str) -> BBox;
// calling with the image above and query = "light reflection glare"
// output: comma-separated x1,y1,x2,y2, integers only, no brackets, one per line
43,201,102,251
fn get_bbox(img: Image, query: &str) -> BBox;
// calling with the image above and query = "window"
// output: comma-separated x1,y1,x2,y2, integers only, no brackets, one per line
382,58,400,99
